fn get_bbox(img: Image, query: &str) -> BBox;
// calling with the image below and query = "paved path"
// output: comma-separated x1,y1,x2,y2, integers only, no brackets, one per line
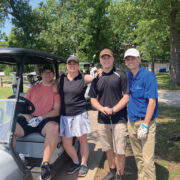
158,90,180,107
53,110,102,180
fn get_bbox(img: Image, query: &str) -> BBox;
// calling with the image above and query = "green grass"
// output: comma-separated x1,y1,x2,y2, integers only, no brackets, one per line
0,86,29,99
156,73,180,90
0,87,12,99
155,106,180,180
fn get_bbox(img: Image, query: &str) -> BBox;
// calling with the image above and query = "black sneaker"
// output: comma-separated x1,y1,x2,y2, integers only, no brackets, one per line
40,162,51,180
66,163,80,175
102,171,116,180
78,165,88,177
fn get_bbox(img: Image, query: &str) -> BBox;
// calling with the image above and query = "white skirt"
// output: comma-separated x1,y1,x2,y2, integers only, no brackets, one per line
60,111,91,138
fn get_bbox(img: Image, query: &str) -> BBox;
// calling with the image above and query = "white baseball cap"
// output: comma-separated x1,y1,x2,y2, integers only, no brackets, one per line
124,48,140,59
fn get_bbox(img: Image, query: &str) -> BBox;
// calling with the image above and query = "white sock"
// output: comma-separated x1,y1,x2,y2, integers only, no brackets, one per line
81,162,87,166
74,161,80,165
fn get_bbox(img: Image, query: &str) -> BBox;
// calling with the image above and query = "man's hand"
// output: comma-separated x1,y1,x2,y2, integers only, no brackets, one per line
100,107,112,115
137,123,149,139
28,116,43,127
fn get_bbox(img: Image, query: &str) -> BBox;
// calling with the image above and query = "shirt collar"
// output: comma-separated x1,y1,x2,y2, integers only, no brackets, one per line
102,67,116,76
128,65,144,80
65,73,82,80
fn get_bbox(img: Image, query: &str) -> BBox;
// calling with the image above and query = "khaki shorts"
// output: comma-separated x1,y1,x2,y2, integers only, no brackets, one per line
98,123,128,155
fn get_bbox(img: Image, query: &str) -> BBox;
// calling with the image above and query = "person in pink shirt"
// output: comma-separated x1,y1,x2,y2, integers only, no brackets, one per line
14,65,61,180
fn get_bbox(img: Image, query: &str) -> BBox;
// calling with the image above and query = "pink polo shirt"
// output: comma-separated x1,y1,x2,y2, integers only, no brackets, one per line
25,83,60,116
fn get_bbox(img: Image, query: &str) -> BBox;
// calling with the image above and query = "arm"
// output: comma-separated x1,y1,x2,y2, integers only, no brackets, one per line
53,78,60,93
41,102,60,120
112,94,129,113
90,97,112,115
84,74,94,84
143,98,156,126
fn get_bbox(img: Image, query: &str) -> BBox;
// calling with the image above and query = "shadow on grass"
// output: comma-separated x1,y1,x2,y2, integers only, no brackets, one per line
156,106,180,162
124,156,169,180
98,154,169,180
156,162,169,180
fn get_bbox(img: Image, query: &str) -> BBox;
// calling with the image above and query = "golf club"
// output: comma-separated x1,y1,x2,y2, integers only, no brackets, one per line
109,115,117,154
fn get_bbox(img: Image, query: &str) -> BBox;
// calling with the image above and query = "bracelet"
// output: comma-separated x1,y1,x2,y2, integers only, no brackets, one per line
142,123,149,129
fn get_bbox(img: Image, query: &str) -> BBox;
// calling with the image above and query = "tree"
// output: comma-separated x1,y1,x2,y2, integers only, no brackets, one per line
108,0,138,64
0,0,48,49
79,0,112,62
36,0,80,57
137,0,180,85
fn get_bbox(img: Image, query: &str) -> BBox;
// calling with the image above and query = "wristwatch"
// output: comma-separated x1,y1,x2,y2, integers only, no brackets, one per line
111,108,115,115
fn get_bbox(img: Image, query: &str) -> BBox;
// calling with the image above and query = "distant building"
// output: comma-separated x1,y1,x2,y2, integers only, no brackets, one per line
147,63,169,73
0,72,5,76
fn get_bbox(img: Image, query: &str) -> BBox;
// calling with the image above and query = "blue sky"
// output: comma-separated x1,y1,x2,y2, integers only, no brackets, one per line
0,0,46,36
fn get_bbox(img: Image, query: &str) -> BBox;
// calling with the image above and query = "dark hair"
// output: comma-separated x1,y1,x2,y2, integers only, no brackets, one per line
41,65,54,73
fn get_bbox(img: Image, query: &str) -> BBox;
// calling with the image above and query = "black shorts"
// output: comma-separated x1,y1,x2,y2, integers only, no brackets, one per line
17,116,59,136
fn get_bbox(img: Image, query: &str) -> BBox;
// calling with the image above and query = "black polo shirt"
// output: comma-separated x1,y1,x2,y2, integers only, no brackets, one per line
59,73,87,116
89,67,129,124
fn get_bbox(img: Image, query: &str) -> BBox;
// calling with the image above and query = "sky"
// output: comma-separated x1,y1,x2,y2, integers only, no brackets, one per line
0,0,46,36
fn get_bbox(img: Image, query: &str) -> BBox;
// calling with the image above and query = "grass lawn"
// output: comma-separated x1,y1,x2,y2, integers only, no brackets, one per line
155,106,180,180
0,86,28,99
156,73,180,90
0,87,13,99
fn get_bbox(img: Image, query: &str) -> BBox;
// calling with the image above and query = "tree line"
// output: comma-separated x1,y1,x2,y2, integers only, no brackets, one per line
0,0,180,85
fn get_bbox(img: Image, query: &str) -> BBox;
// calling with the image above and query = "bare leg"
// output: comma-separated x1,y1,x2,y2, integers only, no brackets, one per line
13,123,24,149
106,149,115,169
115,154,125,175
62,136,79,162
77,134,89,164
41,121,59,162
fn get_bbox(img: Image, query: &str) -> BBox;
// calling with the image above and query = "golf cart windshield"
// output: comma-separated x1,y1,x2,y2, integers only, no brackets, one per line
0,99,16,144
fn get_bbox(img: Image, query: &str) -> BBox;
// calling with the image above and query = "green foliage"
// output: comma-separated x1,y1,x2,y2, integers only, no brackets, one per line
0,0,180,85
79,0,112,62
0,65,12,75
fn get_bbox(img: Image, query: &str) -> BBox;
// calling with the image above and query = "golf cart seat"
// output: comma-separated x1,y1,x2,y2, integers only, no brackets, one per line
16,133,44,143
16,133,45,159
16,133,63,163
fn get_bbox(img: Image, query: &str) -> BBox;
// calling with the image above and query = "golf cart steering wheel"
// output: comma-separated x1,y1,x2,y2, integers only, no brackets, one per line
8,95,35,114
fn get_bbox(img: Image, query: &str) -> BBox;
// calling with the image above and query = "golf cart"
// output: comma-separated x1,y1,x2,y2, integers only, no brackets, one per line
0,48,79,180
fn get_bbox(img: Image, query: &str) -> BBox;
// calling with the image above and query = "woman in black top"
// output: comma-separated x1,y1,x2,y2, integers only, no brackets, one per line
58,56,93,177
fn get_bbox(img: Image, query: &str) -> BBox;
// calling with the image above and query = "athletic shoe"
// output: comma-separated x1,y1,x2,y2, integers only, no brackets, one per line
66,163,80,175
102,171,116,180
40,162,51,180
78,165,88,177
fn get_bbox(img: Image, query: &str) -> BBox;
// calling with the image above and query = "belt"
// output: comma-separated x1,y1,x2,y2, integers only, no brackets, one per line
137,117,154,121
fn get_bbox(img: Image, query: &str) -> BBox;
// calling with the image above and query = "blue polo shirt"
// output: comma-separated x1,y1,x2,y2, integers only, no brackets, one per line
127,65,158,122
